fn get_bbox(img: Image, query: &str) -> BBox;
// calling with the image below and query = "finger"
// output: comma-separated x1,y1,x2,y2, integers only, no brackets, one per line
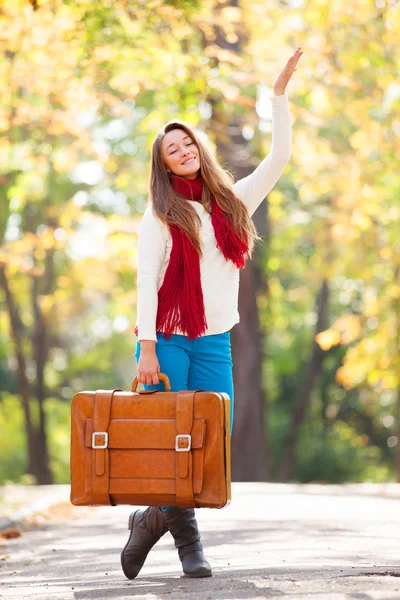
289,54,302,68
290,48,303,62
288,57,302,74
288,49,301,63
294,51,303,64
146,373,152,386
285,57,301,72
153,374,159,385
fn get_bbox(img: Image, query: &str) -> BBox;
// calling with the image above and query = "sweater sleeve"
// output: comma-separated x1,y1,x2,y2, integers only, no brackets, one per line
233,92,292,217
136,206,168,342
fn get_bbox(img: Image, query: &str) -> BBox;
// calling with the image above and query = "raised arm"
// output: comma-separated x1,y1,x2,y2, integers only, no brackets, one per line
233,47,302,217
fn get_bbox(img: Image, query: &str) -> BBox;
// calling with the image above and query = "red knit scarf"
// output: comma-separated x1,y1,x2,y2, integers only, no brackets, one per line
135,174,249,341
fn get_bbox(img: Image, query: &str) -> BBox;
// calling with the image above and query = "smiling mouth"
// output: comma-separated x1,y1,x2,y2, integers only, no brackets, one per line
181,157,196,165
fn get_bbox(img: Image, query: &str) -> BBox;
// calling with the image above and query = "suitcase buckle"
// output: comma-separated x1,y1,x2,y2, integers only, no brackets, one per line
92,432,108,449
175,434,191,452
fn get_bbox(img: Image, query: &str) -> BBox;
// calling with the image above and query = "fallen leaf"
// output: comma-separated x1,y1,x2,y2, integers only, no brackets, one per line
0,529,22,539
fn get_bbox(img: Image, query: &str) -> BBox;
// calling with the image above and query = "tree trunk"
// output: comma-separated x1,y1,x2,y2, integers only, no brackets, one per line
0,265,39,480
231,254,270,481
205,0,270,480
277,279,329,482
0,214,53,483
31,270,53,484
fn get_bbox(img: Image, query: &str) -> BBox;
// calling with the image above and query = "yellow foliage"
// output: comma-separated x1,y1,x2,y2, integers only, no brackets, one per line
381,372,399,390
315,329,341,351
205,45,243,66
351,209,371,231
335,366,353,390
333,315,362,345
331,223,348,242
1,0,399,409
38,294,55,317
391,285,400,299
268,191,284,206
52,148,78,173
116,173,130,190
367,369,381,387
107,160,118,173
216,82,240,102
380,248,392,260
220,6,242,23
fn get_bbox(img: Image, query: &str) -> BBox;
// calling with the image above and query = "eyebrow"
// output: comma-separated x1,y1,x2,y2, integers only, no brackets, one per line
166,135,191,150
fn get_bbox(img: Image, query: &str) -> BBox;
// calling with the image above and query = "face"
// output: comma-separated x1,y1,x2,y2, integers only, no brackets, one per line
161,129,200,180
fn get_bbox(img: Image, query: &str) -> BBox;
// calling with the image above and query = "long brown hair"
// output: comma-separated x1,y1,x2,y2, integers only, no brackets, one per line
149,119,261,258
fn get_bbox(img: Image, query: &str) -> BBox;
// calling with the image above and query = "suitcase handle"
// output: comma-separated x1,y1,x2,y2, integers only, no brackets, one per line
131,372,171,392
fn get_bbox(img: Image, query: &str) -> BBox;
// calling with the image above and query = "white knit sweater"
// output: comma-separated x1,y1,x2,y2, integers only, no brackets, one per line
135,92,291,342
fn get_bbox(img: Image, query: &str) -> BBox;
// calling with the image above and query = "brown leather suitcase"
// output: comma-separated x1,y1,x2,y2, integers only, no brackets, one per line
70,373,231,509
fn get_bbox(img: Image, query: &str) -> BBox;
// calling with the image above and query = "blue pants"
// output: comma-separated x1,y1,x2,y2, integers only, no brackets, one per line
135,331,234,434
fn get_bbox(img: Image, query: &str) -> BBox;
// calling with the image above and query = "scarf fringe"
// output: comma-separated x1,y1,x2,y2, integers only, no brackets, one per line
156,226,208,340
211,199,249,269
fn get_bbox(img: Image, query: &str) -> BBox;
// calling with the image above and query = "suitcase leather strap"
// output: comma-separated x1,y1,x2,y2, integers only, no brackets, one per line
175,390,196,506
92,389,122,506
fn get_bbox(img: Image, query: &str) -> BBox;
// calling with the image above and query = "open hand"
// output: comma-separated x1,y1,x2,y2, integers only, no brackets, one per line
273,47,303,96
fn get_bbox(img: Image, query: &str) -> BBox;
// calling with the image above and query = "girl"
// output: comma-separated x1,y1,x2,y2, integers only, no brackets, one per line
121,47,303,580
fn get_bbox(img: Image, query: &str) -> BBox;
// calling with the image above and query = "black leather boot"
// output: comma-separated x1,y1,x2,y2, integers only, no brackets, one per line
163,507,212,578
120,507,168,579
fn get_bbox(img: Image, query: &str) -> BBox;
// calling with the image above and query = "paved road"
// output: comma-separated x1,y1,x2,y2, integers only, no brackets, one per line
1,483,400,600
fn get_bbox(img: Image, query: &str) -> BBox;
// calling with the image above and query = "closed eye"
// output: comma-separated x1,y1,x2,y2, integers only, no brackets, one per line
170,142,195,155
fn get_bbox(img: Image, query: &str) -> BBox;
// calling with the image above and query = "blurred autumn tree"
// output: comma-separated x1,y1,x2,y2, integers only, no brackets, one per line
263,0,400,482
0,0,399,485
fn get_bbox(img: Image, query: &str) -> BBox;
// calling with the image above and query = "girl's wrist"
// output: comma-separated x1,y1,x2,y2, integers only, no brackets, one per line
140,340,156,353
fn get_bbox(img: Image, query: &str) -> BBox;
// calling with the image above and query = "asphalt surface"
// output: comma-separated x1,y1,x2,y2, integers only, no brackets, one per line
1,483,400,600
